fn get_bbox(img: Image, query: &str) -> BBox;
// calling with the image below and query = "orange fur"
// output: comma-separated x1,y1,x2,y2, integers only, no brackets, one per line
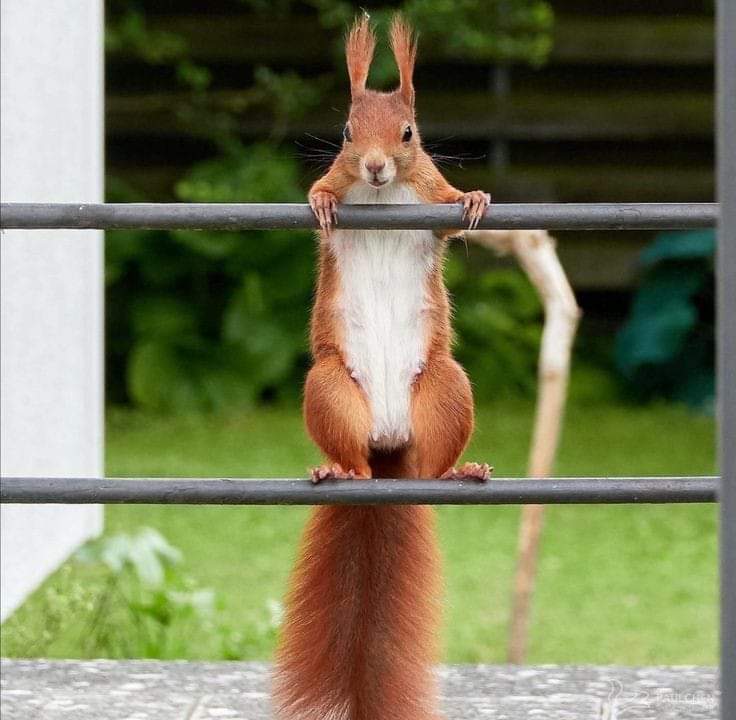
345,15,375,99
303,354,372,478
274,16,489,720
273,505,442,720
390,15,418,108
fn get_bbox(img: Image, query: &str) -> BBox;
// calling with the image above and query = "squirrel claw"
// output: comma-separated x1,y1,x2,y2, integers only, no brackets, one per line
309,191,339,237
310,464,356,484
461,191,491,230
440,462,493,483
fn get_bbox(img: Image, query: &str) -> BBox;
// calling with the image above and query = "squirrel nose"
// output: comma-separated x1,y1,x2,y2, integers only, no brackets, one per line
365,161,385,176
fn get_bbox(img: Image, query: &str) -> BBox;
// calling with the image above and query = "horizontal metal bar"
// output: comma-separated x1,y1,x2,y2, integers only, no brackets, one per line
0,476,718,505
0,202,718,231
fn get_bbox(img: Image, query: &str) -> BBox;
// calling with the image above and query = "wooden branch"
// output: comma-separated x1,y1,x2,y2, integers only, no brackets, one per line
467,229,581,664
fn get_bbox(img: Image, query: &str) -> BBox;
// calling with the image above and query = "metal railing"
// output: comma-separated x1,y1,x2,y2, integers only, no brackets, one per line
0,476,719,505
0,196,730,711
0,1,733,715
0,201,719,231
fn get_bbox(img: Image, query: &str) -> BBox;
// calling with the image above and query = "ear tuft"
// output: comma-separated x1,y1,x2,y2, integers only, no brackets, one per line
345,13,376,99
389,14,417,108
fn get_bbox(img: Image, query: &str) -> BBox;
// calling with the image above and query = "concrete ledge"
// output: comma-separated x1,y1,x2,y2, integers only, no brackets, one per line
0,659,719,719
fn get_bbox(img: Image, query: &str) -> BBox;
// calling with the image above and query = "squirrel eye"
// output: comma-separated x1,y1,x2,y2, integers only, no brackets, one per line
402,126,413,143
343,124,352,142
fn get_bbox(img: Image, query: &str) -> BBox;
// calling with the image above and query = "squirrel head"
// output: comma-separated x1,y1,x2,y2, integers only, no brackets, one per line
341,14,419,189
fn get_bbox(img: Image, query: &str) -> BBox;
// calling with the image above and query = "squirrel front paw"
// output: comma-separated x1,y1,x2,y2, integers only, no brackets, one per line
309,190,338,236
441,462,493,483
461,190,491,230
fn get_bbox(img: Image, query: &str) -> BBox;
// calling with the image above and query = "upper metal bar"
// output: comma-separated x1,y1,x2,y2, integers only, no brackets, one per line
0,202,718,231
717,0,736,716
0,476,718,505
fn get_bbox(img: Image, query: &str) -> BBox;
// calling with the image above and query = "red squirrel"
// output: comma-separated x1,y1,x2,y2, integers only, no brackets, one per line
273,15,491,720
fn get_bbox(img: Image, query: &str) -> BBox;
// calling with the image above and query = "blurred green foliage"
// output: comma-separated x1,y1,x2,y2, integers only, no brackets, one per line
75,527,218,658
105,0,553,411
107,145,314,410
1,527,281,660
615,230,715,411
447,260,542,399
310,0,553,83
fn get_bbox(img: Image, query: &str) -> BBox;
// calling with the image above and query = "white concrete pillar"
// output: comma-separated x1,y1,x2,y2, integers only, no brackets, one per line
1,0,105,620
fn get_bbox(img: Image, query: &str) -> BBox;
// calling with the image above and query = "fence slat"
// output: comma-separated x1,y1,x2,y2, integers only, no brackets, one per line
0,202,718,231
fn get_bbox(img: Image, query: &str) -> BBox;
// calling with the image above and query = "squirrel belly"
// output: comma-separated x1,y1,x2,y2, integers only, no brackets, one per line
276,182,462,720
332,182,436,450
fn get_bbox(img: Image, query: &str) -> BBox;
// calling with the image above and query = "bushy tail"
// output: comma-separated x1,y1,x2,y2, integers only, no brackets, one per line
273,504,442,720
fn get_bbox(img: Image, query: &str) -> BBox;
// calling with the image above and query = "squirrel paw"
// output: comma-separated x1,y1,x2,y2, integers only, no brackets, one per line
309,190,338,236
461,190,491,230
310,464,356,484
441,462,493,483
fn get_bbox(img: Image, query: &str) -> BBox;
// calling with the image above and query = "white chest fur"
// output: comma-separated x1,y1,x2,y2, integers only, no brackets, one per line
331,183,436,449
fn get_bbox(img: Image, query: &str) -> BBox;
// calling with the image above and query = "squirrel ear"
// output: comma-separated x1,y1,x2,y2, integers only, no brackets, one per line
389,14,417,108
345,14,375,100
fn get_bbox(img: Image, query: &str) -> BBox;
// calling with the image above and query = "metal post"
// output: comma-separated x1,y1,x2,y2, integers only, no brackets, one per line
717,0,736,716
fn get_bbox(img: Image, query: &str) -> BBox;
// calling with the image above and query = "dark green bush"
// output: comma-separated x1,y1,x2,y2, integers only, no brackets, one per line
447,256,542,399
107,144,314,411
615,230,715,411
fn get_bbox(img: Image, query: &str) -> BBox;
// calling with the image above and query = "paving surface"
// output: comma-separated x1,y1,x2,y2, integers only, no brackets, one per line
0,659,719,719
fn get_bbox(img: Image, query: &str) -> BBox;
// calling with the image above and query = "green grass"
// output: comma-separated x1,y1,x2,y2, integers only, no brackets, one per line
1,399,717,665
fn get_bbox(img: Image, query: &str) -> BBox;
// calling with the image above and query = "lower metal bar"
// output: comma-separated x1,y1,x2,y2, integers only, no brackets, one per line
0,202,718,231
0,476,718,505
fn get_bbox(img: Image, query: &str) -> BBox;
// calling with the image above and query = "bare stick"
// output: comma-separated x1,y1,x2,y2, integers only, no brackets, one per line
466,229,580,663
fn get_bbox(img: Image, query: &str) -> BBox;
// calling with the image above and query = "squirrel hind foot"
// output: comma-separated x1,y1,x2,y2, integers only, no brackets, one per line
310,464,359,484
440,462,493,483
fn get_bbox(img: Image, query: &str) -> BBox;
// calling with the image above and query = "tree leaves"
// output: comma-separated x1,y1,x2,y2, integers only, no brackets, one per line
107,144,313,412
447,262,543,400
